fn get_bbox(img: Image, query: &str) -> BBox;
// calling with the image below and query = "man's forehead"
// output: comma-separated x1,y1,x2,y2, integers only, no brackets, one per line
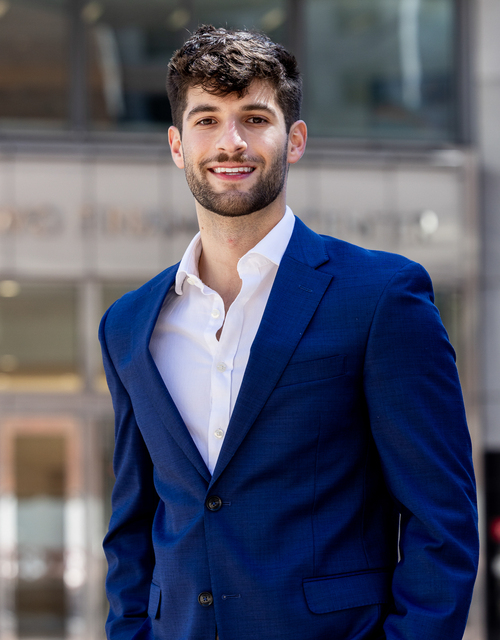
184,80,280,114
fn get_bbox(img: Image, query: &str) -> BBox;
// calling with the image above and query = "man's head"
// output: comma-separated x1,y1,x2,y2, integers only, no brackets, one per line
166,25,302,135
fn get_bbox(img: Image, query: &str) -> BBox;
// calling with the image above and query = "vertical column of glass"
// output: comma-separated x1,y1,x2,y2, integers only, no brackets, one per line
0,0,70,129
84,0,289,131
0,469,17,640
15,435,66,638
302,0,458,141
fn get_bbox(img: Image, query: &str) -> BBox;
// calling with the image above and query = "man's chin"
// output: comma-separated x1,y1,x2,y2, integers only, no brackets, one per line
206,208,256,218
196,195,266,218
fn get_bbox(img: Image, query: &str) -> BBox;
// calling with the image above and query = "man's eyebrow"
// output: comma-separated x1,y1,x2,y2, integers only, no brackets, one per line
186,104,221,120
241,103,278,118
185,102,278,121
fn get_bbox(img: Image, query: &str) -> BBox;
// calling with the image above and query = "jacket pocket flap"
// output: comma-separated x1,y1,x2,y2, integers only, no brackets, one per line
303,569,391,614
148,583,161,619
276,354,346,388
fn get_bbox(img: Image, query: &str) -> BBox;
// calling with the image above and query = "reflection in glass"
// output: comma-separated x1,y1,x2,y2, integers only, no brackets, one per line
0,0,69,128
0,282,79,391
87,0,182,130
15,435,66,637
0,0,459,141
303,0,457,141
193,0,287,44
88,0,287,130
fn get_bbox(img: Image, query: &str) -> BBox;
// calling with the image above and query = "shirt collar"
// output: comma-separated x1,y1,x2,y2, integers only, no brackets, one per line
242,205,295,268
175,206,295,295
175,232,203,294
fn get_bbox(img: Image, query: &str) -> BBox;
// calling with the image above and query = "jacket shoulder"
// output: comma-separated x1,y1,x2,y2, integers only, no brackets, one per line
290,216,417,282
317,234,429,296
322,234,413,271
99,263,178,346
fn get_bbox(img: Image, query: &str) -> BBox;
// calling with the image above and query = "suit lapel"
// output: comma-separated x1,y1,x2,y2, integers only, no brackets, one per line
131,266,212,483
210,219,333,485
127,219,333,486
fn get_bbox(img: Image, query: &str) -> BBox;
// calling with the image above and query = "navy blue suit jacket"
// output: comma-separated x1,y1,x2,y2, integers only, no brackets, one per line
100,217,478,640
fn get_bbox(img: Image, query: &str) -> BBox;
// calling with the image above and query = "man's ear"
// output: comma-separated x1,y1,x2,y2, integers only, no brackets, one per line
287,120,307,165
168,126,184,169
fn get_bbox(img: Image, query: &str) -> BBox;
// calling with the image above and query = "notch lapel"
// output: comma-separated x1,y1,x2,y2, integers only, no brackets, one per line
210,219,333,485
130,267,212,483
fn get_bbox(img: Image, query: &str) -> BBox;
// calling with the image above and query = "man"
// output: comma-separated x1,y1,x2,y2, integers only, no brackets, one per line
100,25,478,640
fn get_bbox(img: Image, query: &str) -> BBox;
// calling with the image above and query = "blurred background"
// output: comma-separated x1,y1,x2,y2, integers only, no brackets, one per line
0,0,497,638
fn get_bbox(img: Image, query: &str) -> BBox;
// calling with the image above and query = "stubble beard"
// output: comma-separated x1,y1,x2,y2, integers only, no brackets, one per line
183,145,289,218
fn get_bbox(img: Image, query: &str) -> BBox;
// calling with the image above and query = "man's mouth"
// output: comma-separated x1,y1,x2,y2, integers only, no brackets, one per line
210,167,255,175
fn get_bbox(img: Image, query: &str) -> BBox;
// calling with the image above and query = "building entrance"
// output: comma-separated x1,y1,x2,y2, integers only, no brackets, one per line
0,417,85,640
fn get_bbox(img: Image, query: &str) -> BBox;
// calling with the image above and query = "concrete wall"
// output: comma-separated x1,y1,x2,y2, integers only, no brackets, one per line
0,149,478,284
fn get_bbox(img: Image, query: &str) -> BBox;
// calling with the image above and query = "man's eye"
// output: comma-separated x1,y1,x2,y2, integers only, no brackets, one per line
247,116,267,124
197,118,216,126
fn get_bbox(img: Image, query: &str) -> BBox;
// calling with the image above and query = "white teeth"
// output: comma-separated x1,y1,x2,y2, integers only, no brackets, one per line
212,167,253,174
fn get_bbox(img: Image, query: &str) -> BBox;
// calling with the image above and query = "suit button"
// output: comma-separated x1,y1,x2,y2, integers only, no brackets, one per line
198,591,213,607
206,496,223,512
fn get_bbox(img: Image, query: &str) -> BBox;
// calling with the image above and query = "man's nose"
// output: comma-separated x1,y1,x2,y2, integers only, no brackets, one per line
215,121,247,154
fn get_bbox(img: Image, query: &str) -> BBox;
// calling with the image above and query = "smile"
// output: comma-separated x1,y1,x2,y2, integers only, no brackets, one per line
211,167,255,174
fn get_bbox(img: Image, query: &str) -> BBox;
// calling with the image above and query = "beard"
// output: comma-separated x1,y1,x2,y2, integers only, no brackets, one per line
183,144,289,218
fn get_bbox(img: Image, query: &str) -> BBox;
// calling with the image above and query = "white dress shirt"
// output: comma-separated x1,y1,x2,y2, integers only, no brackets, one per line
149,206,295,474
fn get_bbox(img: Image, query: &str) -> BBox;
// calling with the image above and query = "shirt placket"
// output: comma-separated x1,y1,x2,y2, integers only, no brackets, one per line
203,289,231,474
205,264,263,473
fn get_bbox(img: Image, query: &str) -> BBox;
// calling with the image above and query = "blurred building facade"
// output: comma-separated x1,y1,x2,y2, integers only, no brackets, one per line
0,0,492,638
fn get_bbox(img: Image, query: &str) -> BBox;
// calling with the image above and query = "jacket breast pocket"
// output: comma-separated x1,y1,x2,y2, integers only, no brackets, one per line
303,568,391,614
276,354,346,388
148,582,161,619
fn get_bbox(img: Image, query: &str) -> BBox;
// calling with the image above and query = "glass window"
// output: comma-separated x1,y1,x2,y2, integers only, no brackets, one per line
86,0,179,131
0,281,79,391
0,0,461,142
86,0,287,130
15,434,66,637
0,0,69,129
303,0,458,141
194,0,288,48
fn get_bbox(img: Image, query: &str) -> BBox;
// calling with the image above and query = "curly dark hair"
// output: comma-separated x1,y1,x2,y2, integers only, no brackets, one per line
166,25,302,134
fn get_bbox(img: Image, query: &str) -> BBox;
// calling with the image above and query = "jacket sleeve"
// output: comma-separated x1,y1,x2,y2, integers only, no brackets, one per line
363,261,479,640
99,305,159,640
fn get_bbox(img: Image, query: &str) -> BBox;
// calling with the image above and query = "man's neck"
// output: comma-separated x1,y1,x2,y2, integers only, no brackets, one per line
196,198,286,311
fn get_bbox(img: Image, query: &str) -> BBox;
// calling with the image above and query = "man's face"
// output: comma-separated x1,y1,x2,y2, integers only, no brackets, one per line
169,81,292,218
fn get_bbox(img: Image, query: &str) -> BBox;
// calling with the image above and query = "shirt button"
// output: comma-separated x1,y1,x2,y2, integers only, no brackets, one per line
211,309,221,318
216,362,227,372
214,429,224,439
186,277,196,285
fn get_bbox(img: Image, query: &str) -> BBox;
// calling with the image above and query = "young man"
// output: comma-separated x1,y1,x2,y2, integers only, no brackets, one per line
100,25,478,640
